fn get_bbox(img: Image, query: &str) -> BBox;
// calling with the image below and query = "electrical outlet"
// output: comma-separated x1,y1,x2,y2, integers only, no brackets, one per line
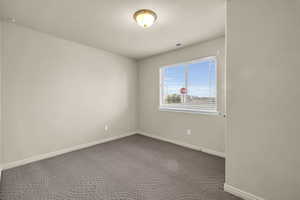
104,124,109,132
187,129,191,135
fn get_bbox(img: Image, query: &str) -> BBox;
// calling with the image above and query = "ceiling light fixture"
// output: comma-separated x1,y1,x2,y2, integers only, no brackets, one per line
133,9,157,28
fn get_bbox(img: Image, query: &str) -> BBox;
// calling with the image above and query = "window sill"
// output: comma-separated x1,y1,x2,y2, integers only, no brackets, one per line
159,107,224,116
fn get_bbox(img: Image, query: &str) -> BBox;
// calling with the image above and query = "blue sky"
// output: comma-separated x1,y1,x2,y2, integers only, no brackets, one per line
163,60,216,97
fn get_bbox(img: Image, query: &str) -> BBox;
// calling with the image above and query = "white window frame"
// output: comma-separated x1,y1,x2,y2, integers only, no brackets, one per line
159,56,220,115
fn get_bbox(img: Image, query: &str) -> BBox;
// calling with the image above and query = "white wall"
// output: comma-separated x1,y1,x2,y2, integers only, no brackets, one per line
138,37,226,154
226,1,300,199
2,22,138,163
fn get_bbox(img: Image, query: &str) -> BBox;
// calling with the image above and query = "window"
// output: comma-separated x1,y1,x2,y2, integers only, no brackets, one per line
160,56,217,113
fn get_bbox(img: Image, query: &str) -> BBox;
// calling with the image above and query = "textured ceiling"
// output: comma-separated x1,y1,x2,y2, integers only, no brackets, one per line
0,0,225,59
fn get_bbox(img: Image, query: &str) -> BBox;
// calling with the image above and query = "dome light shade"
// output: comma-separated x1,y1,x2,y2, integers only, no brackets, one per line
133,9,157,28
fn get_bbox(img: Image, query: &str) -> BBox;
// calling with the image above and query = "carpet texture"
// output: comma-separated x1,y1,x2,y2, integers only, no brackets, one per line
0,134,241,200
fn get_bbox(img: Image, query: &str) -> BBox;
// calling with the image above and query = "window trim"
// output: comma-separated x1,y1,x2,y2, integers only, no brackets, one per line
159,56,219,114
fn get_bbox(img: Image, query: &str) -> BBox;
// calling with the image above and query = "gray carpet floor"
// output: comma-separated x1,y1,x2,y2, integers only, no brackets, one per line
0,134,241,200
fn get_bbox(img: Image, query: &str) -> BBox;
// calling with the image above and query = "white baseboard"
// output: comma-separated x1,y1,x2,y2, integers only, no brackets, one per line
201,147,226,158
3,132,136,170
3,131,225,170
224,183,265,200
138,132,225,158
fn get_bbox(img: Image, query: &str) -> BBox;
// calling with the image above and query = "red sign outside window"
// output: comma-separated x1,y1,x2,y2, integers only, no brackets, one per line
180,87,187,94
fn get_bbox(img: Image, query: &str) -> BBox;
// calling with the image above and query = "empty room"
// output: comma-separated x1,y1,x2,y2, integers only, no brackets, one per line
0,0,299,199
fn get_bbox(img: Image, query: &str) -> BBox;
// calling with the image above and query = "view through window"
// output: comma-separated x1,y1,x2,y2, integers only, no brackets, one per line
160,56,217,113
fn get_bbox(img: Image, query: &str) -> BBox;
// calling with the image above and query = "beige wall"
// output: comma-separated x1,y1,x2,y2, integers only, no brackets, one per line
138,37,226,153
0,21,2,167
2,22,138,163
226,1,300,199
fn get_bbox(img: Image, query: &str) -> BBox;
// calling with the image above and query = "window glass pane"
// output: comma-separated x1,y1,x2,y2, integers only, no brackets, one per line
163,65,185,104
187,59,216,110
160,57,217,112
